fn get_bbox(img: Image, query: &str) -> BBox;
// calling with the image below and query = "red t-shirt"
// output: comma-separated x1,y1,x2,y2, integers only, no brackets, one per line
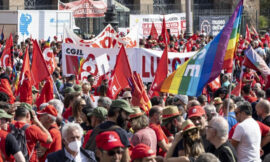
39,124,62,162
83,129,93,148
149,123,169,157
229,120,270,139
0,130,8,162
243,95,258,103
63,107,72,120
9,121,49,162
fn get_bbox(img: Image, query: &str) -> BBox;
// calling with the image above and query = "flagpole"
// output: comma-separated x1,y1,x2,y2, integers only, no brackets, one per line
226,62,235,120
50,75,63,101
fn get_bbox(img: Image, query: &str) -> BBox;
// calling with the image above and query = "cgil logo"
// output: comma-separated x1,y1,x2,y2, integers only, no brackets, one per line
66,48,83,56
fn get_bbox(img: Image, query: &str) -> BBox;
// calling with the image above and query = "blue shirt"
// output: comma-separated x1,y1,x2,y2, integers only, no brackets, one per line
224,111,238,131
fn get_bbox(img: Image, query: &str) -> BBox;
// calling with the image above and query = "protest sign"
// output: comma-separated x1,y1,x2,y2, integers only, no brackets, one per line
130,13,186,39
62,43,196,82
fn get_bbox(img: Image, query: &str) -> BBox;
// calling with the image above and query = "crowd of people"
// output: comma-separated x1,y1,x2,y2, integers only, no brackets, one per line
0,27,270,162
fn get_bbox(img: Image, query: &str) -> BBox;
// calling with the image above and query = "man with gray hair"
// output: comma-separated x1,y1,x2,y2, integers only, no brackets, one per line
206,116,237,162
46,123,96,162
48,99,64,115
97,97,112,110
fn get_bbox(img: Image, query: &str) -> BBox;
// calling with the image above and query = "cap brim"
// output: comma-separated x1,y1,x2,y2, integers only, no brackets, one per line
102,142,124,151
124,108,134,114
188,113,204,119
0,114,13,119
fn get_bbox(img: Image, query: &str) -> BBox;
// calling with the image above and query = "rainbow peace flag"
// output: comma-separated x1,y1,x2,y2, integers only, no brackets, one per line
78,56,85,74
222,2,243,72
160,0,243,96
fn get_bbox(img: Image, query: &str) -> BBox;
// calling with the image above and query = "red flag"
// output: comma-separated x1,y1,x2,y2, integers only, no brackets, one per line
208,76,221,92
231,80,242,96
18,48,32,104
43,42,56,74
251,26,258,37
161,17,170,45
35,77,54,109
107,46,132,99
148,47,168,98
0,78,15,104
134,72,151,112
0,34,13,68
31,40,50,86
128,75,147,112
245,24,251,42
150,22,158,40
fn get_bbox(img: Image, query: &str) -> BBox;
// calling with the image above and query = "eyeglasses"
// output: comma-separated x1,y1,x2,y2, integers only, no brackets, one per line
105,149,124,156
123,97,132,100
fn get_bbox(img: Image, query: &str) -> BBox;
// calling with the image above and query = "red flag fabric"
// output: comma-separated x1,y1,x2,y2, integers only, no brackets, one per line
0,78,15,104
148,47,168,98
208,76,221,92
251,26,259,37
43,43,56,74
161,17,170,45
107,46,132,99
231,80,242,96
128,74,148,112
134,72,151,112
31,40,50,86
18,48,32,104
245,24,251,42
150,22,158,40
35,77,54,109
0,34,13,68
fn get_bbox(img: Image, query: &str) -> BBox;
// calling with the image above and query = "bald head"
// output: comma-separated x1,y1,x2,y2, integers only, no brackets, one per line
256,99,270,114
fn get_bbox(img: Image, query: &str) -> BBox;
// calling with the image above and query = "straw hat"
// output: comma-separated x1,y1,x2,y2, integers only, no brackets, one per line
213,97,223,105
181,119,197,133
162,105,180,120
129,107,144,119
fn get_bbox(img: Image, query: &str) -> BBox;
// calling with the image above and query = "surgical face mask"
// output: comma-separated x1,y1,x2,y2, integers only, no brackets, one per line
68,140,81,152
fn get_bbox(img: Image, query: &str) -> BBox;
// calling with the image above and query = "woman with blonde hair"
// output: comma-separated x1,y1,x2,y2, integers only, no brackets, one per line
165,119,205,162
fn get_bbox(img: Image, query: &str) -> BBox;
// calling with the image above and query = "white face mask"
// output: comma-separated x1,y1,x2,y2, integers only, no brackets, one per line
68,140,81,152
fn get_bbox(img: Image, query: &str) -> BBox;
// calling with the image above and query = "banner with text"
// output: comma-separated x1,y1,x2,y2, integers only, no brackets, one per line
130,13,186,39
199,16,229,36
62,43,195,82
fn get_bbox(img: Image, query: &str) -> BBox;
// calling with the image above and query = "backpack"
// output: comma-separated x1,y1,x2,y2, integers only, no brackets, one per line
10,124,31,161
84,124,121,151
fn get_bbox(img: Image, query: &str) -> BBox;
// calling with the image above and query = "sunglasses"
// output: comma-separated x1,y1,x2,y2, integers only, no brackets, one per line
123,97,132,100
105,149,124,156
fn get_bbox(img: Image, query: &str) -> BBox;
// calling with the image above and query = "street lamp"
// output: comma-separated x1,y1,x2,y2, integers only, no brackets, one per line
104,0,119,31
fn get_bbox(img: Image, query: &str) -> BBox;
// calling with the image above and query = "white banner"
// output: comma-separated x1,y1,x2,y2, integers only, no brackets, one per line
130,13,186,39
63,24,138,48
62,43,196,82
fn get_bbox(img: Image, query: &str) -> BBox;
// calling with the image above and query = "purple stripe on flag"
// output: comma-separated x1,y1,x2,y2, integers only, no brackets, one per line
209,0,243,82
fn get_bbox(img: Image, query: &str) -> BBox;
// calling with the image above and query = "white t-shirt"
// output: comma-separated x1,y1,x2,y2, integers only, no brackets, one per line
232,117,261,162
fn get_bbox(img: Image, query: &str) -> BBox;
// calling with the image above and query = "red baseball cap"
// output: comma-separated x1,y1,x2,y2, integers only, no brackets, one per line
188,106,206,118
131,144,155,161
96,131,124,151
37,105,58,117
